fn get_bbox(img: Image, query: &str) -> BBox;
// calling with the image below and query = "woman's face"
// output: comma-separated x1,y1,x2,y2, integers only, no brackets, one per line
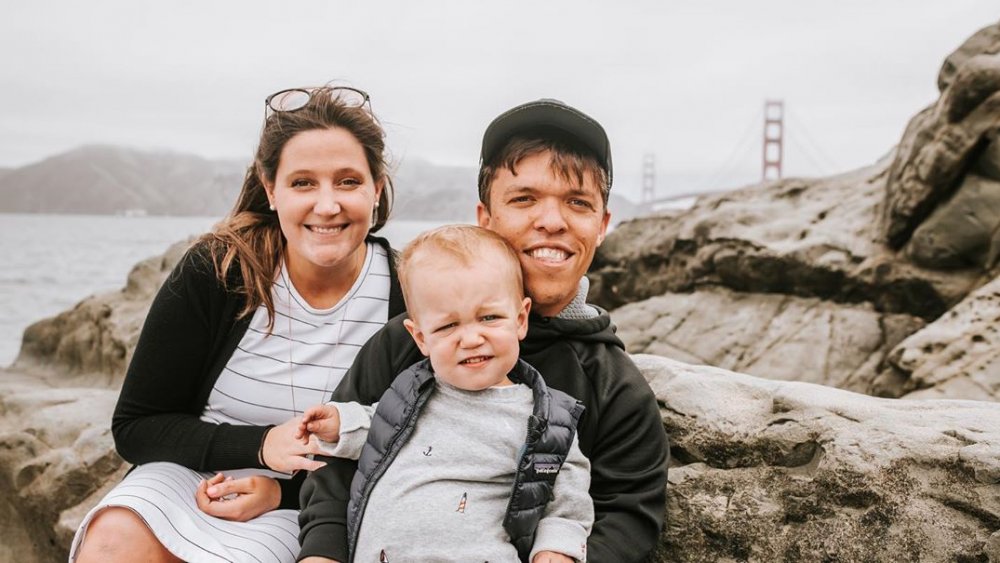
265,127,382,282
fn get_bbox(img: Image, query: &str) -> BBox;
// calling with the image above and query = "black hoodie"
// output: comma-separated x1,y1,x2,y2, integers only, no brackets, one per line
298,309,669,563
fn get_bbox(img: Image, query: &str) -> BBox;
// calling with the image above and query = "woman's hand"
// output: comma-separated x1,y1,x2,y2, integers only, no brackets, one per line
262,417,329,473
195,473,281,521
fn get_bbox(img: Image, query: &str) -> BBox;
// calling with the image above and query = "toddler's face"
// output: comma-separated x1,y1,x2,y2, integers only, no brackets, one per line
403,253,530,391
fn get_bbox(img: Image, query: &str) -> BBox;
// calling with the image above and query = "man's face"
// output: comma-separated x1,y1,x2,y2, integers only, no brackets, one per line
477,150,610,317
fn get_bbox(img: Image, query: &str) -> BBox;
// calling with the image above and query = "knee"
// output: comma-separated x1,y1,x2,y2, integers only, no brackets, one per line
76,507,171,563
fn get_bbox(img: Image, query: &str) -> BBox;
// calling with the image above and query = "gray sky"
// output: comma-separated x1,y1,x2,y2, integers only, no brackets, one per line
2,0,997,202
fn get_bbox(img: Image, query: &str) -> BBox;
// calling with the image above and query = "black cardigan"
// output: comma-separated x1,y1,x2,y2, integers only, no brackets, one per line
111,236,405,509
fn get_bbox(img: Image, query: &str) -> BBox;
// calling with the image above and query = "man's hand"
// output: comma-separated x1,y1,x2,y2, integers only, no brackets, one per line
262,417,328,473
195,473,281,521
296,404,342,444
533,551,575,563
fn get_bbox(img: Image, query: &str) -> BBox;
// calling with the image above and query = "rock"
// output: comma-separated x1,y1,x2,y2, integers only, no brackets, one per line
939,23,1000,102
590,162,979,321
638,354,1000,562
13,238,192,387
885,274,1000,402
906,174,1000,269
882,23,1000,251
611,287,924,395
0,370,123,563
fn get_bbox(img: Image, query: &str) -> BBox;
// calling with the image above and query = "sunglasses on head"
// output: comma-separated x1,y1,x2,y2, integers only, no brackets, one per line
264,85,372,118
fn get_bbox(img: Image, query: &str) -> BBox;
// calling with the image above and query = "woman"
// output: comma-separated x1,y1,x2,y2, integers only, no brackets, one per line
70,85,403,563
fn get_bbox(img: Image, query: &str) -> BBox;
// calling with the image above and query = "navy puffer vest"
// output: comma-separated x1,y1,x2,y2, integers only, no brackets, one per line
347,358,584,562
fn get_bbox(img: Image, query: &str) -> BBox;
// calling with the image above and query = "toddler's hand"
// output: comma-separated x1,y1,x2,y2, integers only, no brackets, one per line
296,404,342,444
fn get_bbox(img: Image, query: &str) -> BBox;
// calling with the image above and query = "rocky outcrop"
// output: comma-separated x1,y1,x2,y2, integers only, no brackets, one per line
882,24,1000,253
6,351,1000,562
612,287,924,395
591,161,979,321
591,22,1000,402
13,239,191,387
640,354,1000,562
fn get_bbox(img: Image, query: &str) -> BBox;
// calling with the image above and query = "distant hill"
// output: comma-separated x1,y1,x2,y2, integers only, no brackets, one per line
0,145,245,216
0,145,638,222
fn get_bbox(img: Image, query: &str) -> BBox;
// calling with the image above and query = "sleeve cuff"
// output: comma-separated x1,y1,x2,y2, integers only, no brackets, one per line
529,518,590,562
298,522,349,562
276,471,306,510
313,401,374,460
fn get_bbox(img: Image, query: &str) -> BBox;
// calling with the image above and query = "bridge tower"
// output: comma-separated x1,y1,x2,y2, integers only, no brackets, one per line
762,100,784,181
641,153,656,203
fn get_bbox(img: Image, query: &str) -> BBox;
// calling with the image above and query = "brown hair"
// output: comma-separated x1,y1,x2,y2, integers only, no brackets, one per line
398,225,523,317
198,87,394,328
477,134,609,211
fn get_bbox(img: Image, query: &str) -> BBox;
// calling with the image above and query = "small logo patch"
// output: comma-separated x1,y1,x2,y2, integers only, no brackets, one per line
456,492,467,513
534,462,560,474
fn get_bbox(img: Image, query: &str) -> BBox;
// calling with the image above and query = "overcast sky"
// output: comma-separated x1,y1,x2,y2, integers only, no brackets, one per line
2,1,996,202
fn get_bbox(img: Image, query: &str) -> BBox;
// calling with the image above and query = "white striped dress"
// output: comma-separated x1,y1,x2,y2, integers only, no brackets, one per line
69,243,391,563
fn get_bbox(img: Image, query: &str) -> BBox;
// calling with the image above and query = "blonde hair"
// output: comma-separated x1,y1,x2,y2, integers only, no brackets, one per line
398,225,524,314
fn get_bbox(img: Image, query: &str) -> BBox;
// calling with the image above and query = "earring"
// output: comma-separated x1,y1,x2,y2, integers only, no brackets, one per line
269,203,276,211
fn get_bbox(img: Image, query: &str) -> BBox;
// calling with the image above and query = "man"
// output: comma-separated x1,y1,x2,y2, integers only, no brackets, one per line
299,99,669,562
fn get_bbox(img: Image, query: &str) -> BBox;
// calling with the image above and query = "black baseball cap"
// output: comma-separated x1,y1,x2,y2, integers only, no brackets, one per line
480,98,613,188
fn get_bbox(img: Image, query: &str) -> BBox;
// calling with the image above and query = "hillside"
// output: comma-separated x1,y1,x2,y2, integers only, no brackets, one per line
0,145,244,216
0,146,639,221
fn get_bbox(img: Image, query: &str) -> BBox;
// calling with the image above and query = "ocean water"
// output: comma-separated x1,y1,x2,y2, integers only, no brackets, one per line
0,213,447,368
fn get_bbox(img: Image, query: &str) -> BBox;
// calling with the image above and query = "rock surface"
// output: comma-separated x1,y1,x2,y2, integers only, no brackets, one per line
885,274,1000,402
640,354,1000,562
591,161,979,322
612,287,924,395
0,370,124,563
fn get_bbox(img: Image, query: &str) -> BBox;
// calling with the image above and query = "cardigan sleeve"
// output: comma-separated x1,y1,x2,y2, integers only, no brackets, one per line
111,245,269,473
